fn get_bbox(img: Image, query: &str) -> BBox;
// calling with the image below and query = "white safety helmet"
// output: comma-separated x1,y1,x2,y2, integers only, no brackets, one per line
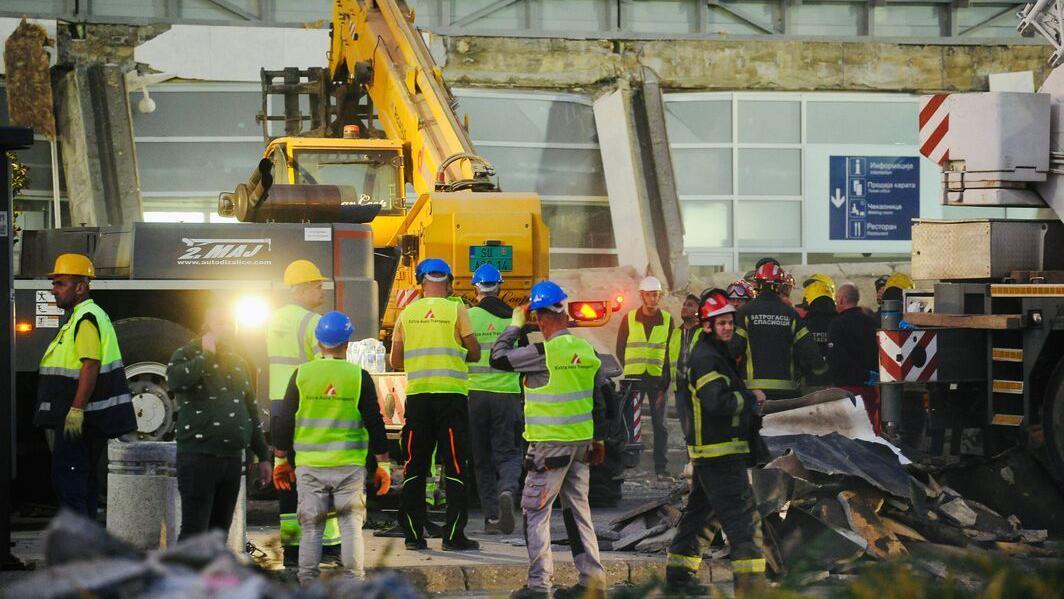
638,276,663,293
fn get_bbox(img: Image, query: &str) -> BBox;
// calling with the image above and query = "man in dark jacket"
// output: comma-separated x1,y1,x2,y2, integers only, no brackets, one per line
799,282,837,389
666,289,766,596
167,304,272,539
733,259,827,400
828,283,880,431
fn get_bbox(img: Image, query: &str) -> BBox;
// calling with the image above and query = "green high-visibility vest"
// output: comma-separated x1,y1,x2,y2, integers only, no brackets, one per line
467,306,520,394
400,297,468,395
267,304,320,401
524,334,600,443
293,357,369,468
623,309,672,377
36,299,136,436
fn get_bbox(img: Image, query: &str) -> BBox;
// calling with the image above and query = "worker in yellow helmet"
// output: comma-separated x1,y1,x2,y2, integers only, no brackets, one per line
267,259,340,566
35,254,137,517
879,272,915,317
798,281,836,390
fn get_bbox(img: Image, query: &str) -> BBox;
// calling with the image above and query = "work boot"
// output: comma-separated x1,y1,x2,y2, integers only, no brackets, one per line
441,535,480,551
664,579,711,597
498,490,516,534
405,538,428,550
282,545,299,567
483,518,503,535
510,586,549,599
554,582,606,599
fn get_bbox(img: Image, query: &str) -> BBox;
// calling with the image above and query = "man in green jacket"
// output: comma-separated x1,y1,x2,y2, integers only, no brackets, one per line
167,304,272,539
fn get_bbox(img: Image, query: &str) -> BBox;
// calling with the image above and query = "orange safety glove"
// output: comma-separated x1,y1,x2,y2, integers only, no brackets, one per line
588,441,606,466
273,457,295,491
374,464,392,496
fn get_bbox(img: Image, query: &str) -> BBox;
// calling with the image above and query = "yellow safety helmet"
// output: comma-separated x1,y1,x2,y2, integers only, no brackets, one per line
802,273,836,295
283,259,325,287
884,272,914,291
49,253,95,278
802,281,834,306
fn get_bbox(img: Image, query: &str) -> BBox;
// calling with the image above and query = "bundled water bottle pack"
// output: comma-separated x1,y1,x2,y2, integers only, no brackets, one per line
346,338,388,373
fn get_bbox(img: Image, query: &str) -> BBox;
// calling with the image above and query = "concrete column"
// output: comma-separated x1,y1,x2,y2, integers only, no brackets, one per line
55,64,143,227
593,85,660,278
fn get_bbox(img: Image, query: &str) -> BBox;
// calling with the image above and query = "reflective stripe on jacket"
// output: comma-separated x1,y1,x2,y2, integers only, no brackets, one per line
467,306,521,393
400,297,468,395
622,309,672,377
293,358,369,468
267,304,320,401
524,334,600,443
680,334,753,462
35,299,136,437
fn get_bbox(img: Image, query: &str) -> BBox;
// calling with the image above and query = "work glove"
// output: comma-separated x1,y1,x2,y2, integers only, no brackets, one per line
588,440,606,466
63,407,84,439
511,305,527,328
374,464,392,496
273,457,295,491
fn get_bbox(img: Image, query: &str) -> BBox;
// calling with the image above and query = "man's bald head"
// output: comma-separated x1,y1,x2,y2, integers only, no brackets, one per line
836,283,860,310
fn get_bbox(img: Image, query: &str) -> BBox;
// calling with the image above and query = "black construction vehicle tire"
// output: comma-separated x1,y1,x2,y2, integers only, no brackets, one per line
114,317,195,441
1042,356,1064,490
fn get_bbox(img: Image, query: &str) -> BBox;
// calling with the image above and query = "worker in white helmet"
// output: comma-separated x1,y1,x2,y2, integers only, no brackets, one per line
615,275,675,479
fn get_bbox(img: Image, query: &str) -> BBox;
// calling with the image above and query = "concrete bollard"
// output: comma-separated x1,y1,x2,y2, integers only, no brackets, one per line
106,440,248,552
106,440,180,549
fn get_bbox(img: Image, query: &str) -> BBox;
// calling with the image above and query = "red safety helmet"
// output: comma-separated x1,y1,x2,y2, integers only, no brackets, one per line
753,262,784,285
700,289,736,321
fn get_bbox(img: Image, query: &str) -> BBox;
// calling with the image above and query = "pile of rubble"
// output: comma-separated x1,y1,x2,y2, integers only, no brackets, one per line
7,510,420,599
597,398,1060,580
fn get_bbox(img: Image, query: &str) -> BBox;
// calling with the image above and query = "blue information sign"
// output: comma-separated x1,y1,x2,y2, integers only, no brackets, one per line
829,156,920,241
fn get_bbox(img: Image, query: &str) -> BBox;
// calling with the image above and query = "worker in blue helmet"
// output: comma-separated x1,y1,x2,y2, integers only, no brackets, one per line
491,280,611,599
272,310,391,583
467,262,524,534
392,257,481,551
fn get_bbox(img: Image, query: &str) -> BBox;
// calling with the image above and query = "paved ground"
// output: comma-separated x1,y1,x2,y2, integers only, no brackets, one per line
3,465,736,595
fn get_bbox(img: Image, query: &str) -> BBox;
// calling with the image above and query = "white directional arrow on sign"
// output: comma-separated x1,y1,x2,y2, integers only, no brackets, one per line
830,188,846,209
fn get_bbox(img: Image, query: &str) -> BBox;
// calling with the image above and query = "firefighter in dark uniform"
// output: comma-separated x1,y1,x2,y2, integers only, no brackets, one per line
733,259,827,400
666,289,766,595
798,281,837,390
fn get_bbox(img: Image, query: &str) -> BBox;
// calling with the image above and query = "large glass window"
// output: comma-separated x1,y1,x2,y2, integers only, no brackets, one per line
454,89,615,267
665,92,924,270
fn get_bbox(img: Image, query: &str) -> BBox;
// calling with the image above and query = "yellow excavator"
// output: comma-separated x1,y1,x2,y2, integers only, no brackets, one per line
218,0,608,336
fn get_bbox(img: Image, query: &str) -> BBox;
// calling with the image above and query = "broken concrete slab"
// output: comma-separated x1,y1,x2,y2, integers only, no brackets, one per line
634,528,677,553
615,523,669,552
763,433,915,500
937,496,979,528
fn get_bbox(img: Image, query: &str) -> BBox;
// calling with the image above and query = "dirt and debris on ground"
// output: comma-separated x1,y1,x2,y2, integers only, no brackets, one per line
5,510,421,598
598,395,1064,590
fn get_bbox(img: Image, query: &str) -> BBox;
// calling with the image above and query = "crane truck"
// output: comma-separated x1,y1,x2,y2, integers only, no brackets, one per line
9,0,627,507
879,1,1064,492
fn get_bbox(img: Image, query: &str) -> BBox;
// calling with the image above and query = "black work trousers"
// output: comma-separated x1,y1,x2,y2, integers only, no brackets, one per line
635,381,669,474
176,452,243,540
667,458,764,582
467,390,522,519
399,393,471,542
51,430,107,519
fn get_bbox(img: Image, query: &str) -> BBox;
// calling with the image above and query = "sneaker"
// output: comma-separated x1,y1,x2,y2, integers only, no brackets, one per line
510,586,549,599
321,543,342,565
483,518,503,535
405,538,428,550
498,491,516,534
554,583,606,599
441,535,480,551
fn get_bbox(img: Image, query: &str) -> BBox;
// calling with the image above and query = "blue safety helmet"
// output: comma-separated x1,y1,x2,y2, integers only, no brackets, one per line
415,258,453,283
471,264,503,287
315,311,354,348
529,280,568,312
